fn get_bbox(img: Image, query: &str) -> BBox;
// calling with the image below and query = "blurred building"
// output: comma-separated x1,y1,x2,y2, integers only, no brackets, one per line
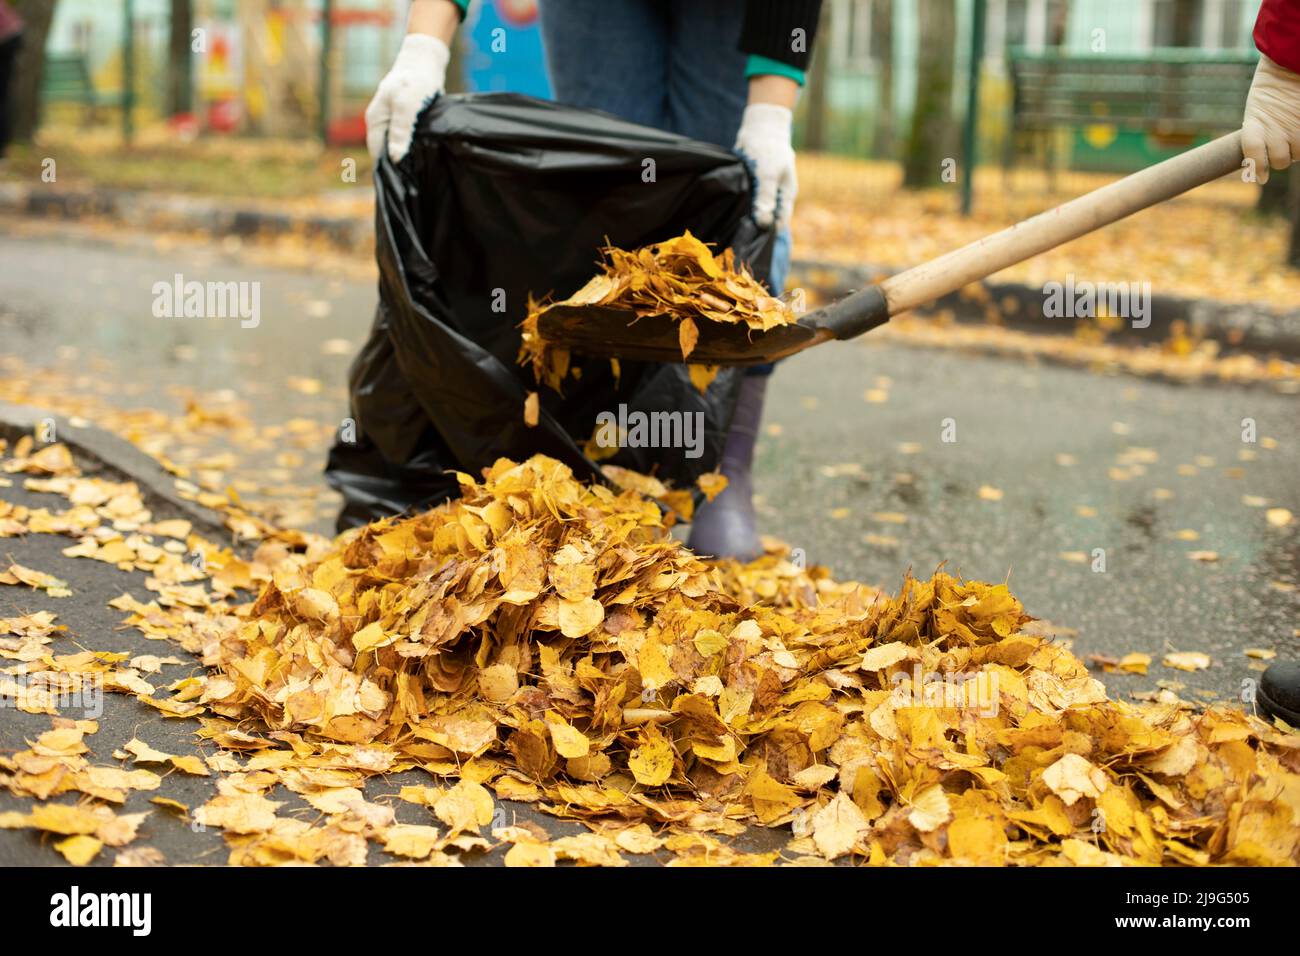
41,0,548,141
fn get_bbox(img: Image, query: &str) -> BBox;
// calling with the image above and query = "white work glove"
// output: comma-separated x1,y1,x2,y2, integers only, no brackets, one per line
735,103,797,230
1242,53,1300,184
365,33,450,164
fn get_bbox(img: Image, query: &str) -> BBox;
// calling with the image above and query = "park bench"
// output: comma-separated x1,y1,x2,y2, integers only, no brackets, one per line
1005,48,1257,178
40,52,125,119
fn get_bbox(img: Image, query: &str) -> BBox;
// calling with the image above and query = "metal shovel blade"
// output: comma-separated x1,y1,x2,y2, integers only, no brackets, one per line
536,303,822,366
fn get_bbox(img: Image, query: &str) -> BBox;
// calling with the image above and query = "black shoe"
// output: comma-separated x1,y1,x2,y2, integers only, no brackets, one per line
1257,661,1300,727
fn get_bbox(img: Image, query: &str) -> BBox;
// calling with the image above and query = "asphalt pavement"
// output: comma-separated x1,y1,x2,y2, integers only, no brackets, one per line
1,223,1296,865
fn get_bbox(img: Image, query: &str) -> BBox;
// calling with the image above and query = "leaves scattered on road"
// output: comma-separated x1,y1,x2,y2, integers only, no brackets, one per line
1,445,1297,867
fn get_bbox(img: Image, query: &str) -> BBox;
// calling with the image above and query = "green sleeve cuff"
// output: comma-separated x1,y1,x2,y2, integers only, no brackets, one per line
450,0,469,18
744,54,806,86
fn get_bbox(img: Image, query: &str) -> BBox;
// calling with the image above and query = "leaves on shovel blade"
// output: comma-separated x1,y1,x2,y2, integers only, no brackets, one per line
520,231,796,389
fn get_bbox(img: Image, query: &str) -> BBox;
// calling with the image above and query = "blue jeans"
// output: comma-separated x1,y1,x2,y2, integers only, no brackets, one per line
539,0,789,376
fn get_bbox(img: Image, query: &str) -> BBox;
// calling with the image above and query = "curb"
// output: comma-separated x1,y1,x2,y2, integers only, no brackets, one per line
0,182,371,250
0,402,231,545
788,258,1300,359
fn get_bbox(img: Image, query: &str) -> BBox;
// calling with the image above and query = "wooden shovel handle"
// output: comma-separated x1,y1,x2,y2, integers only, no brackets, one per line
877,131,1245,317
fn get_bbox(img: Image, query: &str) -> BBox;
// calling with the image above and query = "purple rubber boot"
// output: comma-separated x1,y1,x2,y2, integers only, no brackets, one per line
687,374,768,562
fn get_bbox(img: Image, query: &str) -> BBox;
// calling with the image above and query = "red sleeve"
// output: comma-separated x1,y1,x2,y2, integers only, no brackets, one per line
1255,0,1300,74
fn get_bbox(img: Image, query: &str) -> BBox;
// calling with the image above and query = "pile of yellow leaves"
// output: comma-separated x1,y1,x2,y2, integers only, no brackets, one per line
520,231,796,390
2,441,1295,866
196,454,1299,866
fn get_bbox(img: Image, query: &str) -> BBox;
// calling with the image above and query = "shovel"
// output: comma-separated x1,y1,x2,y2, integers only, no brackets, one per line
537,131,1245,365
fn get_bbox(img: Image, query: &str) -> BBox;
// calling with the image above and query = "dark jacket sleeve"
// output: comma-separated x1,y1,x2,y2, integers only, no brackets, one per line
1254,0,1300,73
739,0,824,71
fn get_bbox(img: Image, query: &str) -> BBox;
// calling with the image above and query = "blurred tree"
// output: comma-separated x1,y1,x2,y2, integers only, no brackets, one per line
446,19,465,94
166,0,193,116
9,0,57,143
871,0,894,157
1047,0,1070,46
1253,165,1300,267
1169,0,1198,47
1287,173,1300,268
1257,166,1290,216
801,1,830,151
902,0,955,188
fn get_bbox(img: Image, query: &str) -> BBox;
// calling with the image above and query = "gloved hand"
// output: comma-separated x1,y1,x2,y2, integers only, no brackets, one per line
1242,53,1300,184
735,103,797,230
365,33,450,164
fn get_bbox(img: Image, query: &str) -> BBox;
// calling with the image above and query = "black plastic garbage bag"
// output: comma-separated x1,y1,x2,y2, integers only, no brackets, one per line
326,92,774,530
